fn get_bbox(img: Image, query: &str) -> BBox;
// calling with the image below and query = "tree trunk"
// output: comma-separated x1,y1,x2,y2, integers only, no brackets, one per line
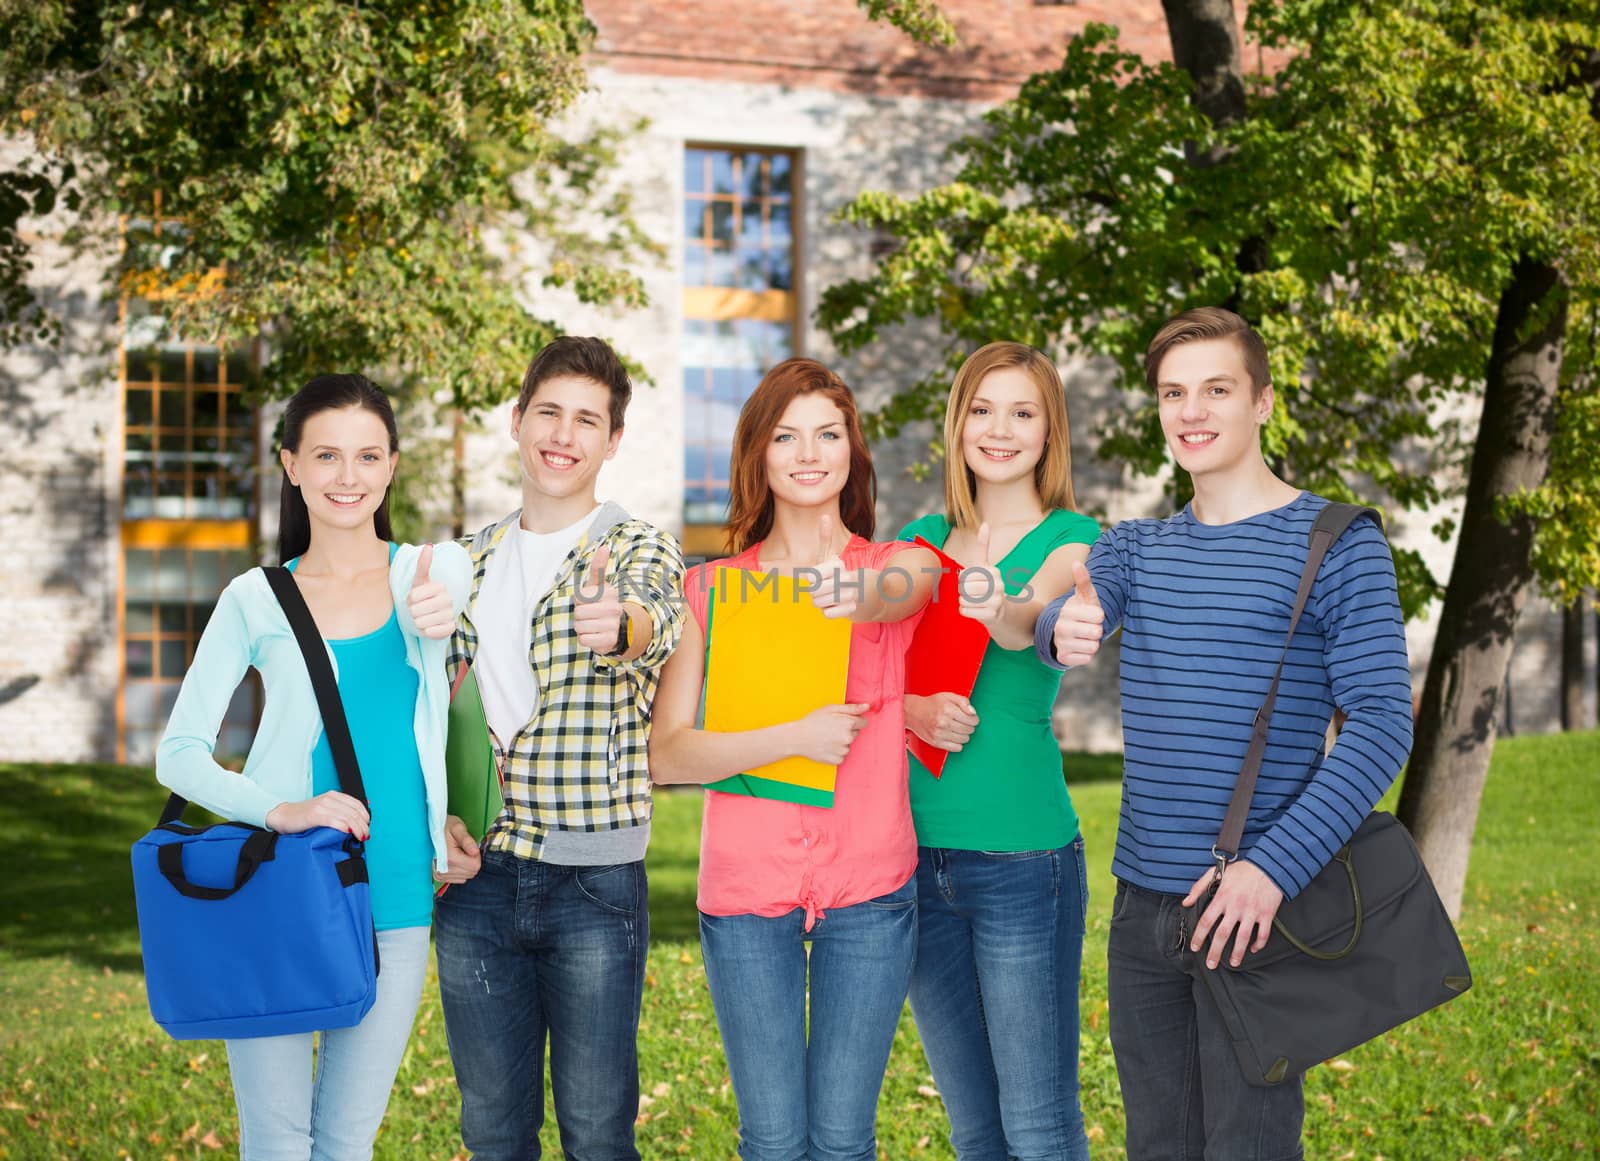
1160,1,1266,293
1161,0,1246,131
1562,601,1585,730
1396,258,1566,918
451,408,467,541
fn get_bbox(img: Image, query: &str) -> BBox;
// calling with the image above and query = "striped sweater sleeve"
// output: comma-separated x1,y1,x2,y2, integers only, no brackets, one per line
1243,520,1415,897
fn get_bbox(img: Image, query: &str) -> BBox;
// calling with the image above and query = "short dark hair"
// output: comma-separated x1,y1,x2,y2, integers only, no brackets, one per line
1144,307,1271,399
516,336,632,431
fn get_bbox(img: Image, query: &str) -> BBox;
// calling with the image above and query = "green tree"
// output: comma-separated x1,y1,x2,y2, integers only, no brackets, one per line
825,0,1600,916
0,0,661,411
0,0,955,395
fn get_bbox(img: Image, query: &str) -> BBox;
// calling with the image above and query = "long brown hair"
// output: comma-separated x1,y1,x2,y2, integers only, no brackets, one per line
943,341,1076,529
725,357,877,553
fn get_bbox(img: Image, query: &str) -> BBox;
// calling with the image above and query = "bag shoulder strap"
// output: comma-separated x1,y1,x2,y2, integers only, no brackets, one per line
157,566,372,826
1213,501,1379,862
261,566,368,808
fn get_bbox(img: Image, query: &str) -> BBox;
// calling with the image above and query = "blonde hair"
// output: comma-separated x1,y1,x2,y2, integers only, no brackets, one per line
942,341,1077,529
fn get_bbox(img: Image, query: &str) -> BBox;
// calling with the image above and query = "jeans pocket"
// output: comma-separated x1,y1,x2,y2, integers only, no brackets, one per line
574,862,640,916
977,848,1052,861
1110,881,1132,923
864,877,916,909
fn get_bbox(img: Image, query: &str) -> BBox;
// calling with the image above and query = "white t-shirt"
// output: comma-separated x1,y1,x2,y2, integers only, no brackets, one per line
474,507,599,748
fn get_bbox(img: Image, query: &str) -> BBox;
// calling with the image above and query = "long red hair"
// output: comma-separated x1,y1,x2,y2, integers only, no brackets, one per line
725,357,877,554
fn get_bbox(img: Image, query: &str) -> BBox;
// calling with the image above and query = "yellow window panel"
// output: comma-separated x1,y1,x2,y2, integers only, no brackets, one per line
682,288,795,323
122,520,253,550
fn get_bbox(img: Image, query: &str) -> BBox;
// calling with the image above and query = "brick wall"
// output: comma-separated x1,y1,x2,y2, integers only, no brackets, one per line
0,165,123,762
587,0,1186,99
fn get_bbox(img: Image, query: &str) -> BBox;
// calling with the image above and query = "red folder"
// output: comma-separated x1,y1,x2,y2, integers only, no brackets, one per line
903,536,991,777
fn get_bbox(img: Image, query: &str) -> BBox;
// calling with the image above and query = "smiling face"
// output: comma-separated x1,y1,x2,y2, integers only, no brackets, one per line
278,405,397,537
511,374,622,508
1155,336,1273,481
763,391,851,513
959,364,1048,488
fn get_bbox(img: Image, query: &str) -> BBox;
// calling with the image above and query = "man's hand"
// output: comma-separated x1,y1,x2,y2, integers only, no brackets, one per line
1050,562,1105,667
809,514,861,620
958,523,1006,625
407,544,455,640
1182,858,1285,970
574,545,625,654
904,692,979,752
434,815,483,885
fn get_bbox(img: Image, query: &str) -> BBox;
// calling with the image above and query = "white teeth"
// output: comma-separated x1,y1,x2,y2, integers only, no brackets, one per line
981,447,1019,459
328,494,362,503
792,472,825,482
1181,433,1216,445
542,452,577,467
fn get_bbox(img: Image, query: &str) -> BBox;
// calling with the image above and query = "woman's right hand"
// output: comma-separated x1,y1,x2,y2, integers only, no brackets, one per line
905,692,979,752
790,703,872,765
266,792,371,840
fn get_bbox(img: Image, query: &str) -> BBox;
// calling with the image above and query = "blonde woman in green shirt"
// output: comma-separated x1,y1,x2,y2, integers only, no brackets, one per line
900,341,1100,1161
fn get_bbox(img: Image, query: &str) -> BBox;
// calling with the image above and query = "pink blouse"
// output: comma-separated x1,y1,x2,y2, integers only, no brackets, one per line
685,536,924,928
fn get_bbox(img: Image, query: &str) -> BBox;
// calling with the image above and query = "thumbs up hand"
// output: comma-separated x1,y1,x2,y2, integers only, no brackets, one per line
574,544,626,655
957,522,1006,626
407,544,456,640
1050,561,1105,667
808,514,860,620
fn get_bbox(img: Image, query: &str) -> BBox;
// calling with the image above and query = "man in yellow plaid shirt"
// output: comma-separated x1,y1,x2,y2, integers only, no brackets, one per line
435,336,686,1161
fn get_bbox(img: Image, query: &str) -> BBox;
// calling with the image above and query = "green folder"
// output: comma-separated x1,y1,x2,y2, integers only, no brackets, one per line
445,664,502,841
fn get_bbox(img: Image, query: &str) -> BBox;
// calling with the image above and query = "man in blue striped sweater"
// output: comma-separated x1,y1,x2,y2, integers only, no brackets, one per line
1035,307,1414,1159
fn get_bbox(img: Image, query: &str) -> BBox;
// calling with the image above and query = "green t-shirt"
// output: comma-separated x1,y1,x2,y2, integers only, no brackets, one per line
899,509,1101,851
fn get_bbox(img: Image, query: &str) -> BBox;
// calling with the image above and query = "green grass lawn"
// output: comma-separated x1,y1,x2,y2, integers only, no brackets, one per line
2,734,1596,1160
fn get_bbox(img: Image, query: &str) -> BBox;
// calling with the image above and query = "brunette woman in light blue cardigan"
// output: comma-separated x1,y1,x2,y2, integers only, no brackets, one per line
156,374,477,1161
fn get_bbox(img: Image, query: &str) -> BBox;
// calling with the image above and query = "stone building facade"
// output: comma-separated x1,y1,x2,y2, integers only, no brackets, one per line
0,0,1581,765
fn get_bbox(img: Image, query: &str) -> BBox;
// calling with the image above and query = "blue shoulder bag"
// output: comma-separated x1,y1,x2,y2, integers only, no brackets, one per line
132,566,379,1040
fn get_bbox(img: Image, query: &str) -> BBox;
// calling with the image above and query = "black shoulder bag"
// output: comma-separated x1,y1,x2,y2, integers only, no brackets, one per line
1195,502,1472,1086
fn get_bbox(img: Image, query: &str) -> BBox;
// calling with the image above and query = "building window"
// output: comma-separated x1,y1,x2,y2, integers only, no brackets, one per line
121,540,258,765
123,297,254,521
119,215,260,765
682,146,799,541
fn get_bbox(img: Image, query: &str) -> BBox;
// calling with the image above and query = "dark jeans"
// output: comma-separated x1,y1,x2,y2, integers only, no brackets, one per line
1107,880,1305,1161
908,839,1090,1161
435,852,648,1161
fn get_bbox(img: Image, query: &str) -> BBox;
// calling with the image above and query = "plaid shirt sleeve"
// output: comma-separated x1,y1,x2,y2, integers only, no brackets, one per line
595,525,686,675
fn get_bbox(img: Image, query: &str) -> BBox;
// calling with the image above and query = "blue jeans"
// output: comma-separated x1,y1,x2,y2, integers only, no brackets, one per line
225,925,431,1161
434,852,648,1161
908,839,1090,1161
1108,880,1305,1161
698,876,917,1161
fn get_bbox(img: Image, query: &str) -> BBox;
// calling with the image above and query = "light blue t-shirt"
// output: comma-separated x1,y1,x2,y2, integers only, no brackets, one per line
293,549,434,930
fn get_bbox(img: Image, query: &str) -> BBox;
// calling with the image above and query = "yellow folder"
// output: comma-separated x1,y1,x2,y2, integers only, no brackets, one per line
703,567,854,806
